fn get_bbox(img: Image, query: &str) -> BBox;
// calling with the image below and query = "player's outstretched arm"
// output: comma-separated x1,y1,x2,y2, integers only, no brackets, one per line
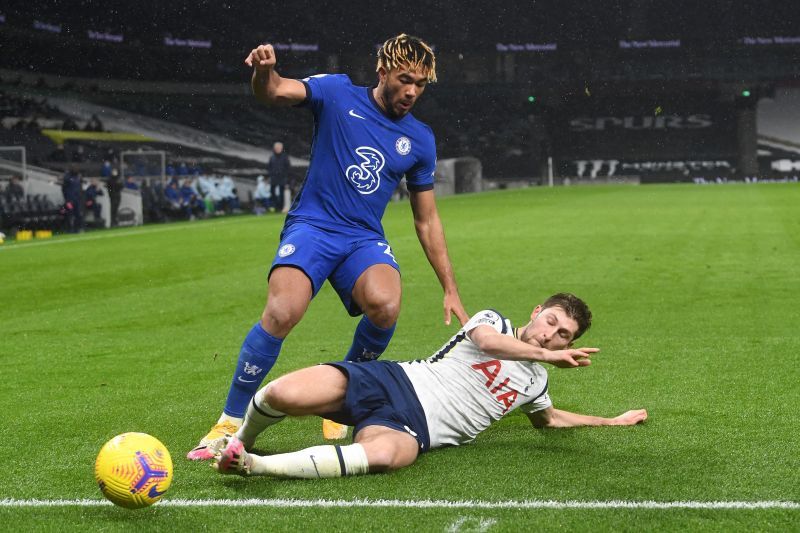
409,189,468,326
527,407,648,429
244,44,307,106
469,325,597,367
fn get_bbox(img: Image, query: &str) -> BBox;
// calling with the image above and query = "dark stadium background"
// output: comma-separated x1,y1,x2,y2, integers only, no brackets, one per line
1,0,799,232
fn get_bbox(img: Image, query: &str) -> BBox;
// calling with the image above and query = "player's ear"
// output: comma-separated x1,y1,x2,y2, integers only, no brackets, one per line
377,66,388,84
531,305,543,320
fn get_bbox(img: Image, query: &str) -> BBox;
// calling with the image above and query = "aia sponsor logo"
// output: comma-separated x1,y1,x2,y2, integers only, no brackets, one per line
471,359,520,413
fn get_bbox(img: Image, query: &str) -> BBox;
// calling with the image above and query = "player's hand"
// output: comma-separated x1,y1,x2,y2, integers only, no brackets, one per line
612,409,648,425
544,347,599,368
244,44,277,71
443,292,469,326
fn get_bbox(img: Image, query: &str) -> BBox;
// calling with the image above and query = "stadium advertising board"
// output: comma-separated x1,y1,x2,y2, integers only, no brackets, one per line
618,39,681,49
740,36,800,46
495,42,558,52
549,97,738,181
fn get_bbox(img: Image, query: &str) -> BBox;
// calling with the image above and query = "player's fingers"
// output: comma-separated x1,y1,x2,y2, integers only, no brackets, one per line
247,49,263,67
579,347,600,353
562,355,579,367
255,46,267,63
259,44,274,63
621,409,647,424
444,307,451,326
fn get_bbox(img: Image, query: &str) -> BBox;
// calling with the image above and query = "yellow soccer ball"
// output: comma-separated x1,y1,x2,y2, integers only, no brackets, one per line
94,432,173,509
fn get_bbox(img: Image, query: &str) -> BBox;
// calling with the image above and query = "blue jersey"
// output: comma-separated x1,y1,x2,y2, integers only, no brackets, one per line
286,74,436,237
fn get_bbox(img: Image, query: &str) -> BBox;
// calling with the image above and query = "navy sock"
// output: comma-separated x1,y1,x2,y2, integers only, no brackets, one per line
344,315,396,362
223,323,283,418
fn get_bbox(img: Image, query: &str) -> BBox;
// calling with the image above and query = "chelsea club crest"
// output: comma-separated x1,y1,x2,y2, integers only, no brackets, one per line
395,136,411,155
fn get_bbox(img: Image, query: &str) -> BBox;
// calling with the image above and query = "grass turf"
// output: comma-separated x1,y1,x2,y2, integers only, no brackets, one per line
1,183,798,530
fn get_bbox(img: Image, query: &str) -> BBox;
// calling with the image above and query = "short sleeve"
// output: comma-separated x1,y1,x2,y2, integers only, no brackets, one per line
299,74,350,114
518,382,552,414
463,309,506,336
406,130,436,192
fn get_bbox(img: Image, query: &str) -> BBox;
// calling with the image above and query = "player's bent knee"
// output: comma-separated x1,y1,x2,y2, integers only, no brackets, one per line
364,299,400,328
261,305,302,336
358,430,419,472
262,380,295,412
369,447,416,472
366,447,396,472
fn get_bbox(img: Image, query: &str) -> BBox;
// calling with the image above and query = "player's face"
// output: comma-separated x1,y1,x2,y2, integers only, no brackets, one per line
526,305,579,350
379,66,428,118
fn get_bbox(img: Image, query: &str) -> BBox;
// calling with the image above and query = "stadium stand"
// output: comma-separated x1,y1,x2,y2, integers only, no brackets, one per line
1,0,798,236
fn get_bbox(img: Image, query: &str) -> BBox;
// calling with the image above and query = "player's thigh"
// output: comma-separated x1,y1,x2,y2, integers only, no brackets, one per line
329,239,401,317
354,425,419,471
265,365,347,416
262,266,313,334
266,266,312,310
352,263,401,308
265,223,346,329
270,223,347,303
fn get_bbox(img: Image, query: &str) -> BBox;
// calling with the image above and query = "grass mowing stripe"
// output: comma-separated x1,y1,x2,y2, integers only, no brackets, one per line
0,214,259,251
2,184,798,531
2,498,799,509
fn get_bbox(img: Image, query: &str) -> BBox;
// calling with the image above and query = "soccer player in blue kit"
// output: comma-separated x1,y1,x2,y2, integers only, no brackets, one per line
188,34,469,459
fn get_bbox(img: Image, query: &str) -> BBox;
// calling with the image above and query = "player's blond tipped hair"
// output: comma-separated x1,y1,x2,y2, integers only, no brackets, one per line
376,34,437,83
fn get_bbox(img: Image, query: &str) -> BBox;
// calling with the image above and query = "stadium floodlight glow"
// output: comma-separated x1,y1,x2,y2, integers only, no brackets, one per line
741,89,751,97
528,96,536,103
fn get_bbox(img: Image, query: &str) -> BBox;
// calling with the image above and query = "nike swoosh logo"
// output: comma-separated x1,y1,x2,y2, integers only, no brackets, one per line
309,454,322,478
148,485,166,498
348,109,366,120
238,376,257,383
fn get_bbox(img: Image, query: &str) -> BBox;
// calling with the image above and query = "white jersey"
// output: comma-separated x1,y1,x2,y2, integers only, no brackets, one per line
399,309,552,448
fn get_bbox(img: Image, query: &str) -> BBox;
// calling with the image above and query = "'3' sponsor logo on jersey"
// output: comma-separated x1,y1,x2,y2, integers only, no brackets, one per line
346,146,385,194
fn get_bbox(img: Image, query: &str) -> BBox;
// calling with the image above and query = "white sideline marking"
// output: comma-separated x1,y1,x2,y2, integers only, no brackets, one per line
0,216,258,252
1,498,798,509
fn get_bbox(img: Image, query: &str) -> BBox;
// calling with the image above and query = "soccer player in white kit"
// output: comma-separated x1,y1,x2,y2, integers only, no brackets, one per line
210,293,648,478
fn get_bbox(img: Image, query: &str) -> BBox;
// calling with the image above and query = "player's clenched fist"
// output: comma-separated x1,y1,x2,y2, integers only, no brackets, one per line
244,44,276,71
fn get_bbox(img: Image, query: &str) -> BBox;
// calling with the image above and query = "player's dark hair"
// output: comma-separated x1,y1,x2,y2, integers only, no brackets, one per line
376,33,437,83
542,293,592,340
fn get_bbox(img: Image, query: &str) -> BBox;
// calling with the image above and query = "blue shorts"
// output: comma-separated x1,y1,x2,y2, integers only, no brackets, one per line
270,222,400,316
323,361,431,453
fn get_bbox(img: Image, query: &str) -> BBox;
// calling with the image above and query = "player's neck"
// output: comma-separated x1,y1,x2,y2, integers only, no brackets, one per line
516,322,534,344
371,86,387,112
370,86,403,120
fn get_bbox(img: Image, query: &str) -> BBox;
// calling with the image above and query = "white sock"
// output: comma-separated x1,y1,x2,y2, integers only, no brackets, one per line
249,443,369,479
235,387,286,448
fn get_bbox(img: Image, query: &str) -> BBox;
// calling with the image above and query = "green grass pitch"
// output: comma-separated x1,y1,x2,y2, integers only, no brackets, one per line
1,183,798,531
